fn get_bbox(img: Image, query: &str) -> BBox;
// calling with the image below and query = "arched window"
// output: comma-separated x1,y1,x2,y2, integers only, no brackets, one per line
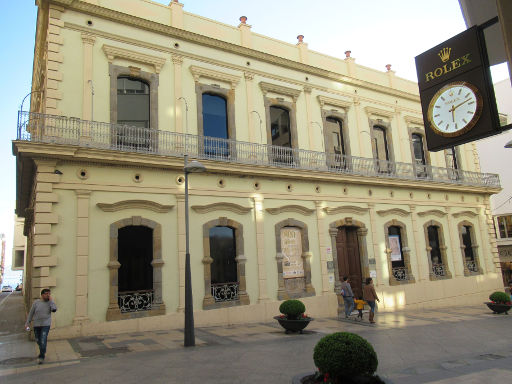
202,218,249,309
372,126,391,173
384,220,415,285
210,226,237,287
117,77,150,128
116,76,151,150
107,217,165,321
445,147,460,180
412,133,428,178
270,106,293,163
458,222,482,275
202,93,229,157
424,222,452,280
325,117,346,169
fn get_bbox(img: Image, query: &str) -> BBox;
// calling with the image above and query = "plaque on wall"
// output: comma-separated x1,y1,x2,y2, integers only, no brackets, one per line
389,235,402,262
281,227,304,278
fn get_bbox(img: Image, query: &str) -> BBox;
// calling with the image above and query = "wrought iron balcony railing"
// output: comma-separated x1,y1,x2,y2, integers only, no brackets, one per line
391,267,411,282
211,282,239,302
16,111,500,188
118,289,153,313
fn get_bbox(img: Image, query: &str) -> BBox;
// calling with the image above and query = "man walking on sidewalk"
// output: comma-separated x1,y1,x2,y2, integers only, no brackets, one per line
340,276,355,319
25,289,57,364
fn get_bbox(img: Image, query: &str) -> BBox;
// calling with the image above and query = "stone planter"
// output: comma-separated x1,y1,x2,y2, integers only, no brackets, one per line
485,302,512,314
274,316,313,333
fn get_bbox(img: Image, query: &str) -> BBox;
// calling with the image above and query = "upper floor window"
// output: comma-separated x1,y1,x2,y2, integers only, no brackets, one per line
497,215,512,239
117,77,150,128
202,94,228,140
202,93,229,157
412,134,426,165
325,117,345,156
270,106,291,147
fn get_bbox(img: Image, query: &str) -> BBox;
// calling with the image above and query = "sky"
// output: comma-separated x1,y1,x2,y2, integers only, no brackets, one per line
0,0,509,286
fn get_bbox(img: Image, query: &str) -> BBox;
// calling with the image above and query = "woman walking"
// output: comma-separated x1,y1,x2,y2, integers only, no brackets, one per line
363,277,380,324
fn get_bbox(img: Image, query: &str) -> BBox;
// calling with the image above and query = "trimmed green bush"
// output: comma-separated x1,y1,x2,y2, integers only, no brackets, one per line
279,299,306,319
314,332,378,380
489,291,510,303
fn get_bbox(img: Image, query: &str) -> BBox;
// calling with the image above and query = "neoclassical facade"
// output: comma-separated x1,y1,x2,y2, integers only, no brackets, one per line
13,0,503,337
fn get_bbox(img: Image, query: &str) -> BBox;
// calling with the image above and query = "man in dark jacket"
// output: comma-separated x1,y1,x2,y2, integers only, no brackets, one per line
25,288,57,364
340,276,354,318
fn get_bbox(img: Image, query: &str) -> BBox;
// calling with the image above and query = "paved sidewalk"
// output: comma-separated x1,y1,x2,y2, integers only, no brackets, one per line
1,303,511,383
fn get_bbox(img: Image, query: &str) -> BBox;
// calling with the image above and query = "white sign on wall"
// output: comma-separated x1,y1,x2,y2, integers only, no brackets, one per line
281,227,304,278
389,235,402,262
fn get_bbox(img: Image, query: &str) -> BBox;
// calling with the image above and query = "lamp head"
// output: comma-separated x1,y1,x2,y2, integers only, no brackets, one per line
184,160,206,174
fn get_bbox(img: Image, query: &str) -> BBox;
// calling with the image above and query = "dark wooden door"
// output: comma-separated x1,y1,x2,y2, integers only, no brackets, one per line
336,226,363,298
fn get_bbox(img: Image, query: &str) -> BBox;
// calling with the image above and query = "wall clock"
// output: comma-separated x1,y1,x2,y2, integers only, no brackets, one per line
427,81,483,137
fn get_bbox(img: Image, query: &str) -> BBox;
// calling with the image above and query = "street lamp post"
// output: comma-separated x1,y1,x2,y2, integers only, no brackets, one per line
183,154,206,347
251,110,263,143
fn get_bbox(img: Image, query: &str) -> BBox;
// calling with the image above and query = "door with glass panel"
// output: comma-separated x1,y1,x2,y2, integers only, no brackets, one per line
372,126,391,173
412,134,428,178
325,117,346,170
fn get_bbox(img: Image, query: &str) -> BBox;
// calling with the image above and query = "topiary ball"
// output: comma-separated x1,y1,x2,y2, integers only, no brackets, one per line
314,332,378,380
489,291,510,303
279,299,306,319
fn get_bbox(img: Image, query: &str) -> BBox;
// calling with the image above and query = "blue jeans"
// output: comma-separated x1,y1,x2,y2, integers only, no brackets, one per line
343,296,354,317
34,326,50,359
367,300,376,313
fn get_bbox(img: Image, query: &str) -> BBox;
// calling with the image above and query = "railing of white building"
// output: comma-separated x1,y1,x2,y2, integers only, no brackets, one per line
16,111,500,188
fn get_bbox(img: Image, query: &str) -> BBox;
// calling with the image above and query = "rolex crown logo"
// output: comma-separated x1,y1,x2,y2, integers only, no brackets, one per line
438,47,451,63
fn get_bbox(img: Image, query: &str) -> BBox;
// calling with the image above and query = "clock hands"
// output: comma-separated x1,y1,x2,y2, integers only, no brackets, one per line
448,96,472,124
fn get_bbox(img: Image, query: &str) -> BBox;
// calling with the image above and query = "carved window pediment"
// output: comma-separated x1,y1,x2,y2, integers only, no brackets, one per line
102,44,166,73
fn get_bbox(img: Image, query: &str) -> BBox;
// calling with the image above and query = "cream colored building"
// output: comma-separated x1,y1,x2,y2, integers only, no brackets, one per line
14,0,503,338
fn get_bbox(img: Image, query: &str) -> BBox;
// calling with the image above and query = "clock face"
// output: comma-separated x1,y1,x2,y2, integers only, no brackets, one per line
427,81,483,137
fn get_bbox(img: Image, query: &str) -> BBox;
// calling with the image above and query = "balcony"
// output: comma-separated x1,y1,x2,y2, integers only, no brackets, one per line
15,111,500,188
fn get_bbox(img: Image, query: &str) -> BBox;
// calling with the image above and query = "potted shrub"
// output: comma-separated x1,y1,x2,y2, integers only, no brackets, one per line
274,299,313,334
297,332,384,383
485,291,512,314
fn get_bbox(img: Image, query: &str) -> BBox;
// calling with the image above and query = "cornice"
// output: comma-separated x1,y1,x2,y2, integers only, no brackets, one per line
323,205,369,215
191,202,252,214
266,205,315,216
452,210,478,218
96,200,174,213
102,44,166,73
55,2,420,102
365,106,395,119
404,115,425,126
259,81,302,101
417,209,447,218
376,208,410,217
12,141,501,194
64,22,420,105
189,65,241,89
317,95,352,111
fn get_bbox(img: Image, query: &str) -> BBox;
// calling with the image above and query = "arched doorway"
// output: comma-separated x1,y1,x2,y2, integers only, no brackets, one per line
336,226,363,298
107,216,165,321
329,218,369,307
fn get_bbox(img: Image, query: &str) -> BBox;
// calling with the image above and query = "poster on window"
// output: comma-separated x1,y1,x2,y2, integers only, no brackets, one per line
389,235,402,261
281,227,304,278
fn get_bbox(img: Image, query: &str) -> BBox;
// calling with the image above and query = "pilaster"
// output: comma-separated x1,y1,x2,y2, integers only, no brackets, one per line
445,207,465,277
31,160,60,300
304,86,314,151
252,197,269,302
238,16,252,48
169,0,184,29
81,33,95,123
409,205,428,281
176,194,186,311
172,54,184,134
296,35,309,64
367,203,383,286
46,4,64,115
314,201,329,294
481,198,499,272
73,190,91,325
244,72,258,143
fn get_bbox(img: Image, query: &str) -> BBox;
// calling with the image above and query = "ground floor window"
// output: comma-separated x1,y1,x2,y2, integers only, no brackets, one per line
210,226,239,302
